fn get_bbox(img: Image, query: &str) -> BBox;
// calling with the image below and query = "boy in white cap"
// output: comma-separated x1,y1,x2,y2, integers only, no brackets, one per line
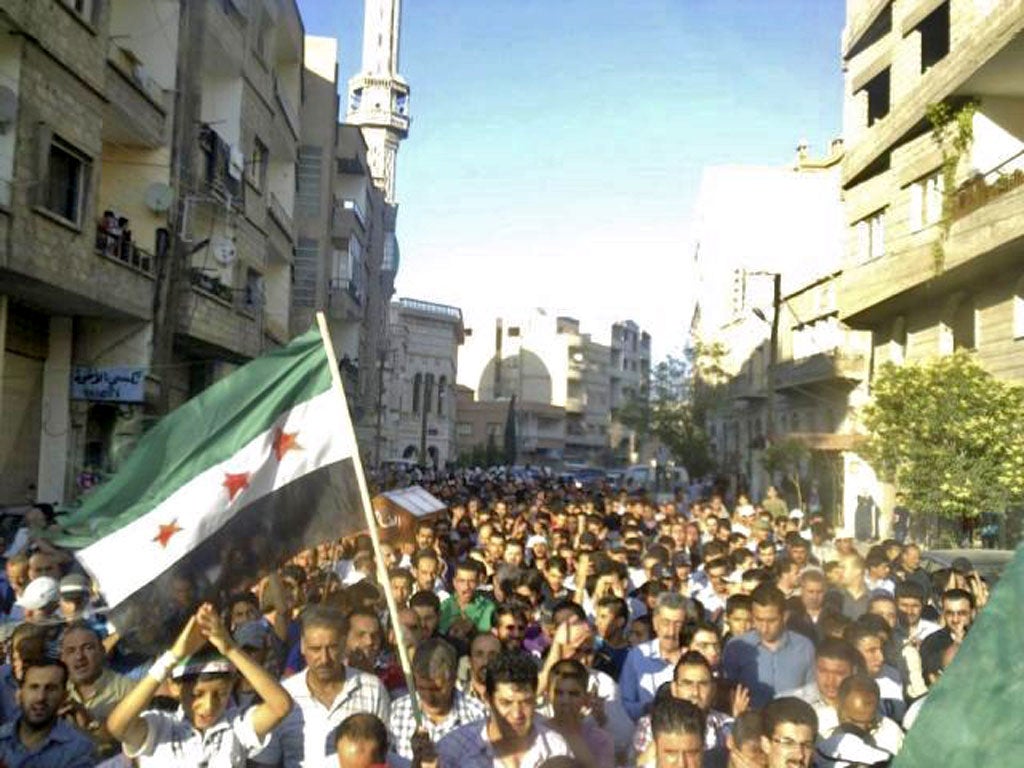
106,602,293,766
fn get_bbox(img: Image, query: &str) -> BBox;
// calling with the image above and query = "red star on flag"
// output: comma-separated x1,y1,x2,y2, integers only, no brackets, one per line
273,428,301,461
223,472,251,502
153,520,183,548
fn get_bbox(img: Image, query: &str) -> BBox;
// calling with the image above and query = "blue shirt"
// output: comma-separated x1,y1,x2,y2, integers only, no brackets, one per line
0,717,95,767
620,639,675,719
722,629,816,708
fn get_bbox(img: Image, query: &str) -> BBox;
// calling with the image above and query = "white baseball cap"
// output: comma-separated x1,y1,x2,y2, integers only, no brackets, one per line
16,576,59,610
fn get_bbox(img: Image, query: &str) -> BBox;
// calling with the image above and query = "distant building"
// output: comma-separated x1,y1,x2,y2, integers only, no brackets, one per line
691,140,874,520
380,298,464,468
458,311,649,465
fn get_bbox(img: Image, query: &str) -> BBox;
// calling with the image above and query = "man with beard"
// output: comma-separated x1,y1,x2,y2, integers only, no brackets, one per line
389,638,485,767
460,632,502,709
255,606,388,767
437,651,571,767
492,602,528,653
0,659,94,766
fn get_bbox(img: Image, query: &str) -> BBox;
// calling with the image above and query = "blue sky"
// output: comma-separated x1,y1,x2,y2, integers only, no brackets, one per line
297,0,847,356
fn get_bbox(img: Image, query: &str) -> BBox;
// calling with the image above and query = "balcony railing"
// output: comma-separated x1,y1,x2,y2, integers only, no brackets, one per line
190,268,234,304
95,224,155,275
952,148,1024,221
329,276,363,306
398,297,462,321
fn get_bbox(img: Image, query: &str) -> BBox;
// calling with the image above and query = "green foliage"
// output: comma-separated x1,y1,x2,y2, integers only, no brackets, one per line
926,100,978,275
761,437,810,509
863,352,1024,521
617,343,727,478
457,434,504,468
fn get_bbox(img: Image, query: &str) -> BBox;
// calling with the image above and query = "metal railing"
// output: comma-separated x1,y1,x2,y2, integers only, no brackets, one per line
95,225,155,275
952,147,1024,220
398,297,462,320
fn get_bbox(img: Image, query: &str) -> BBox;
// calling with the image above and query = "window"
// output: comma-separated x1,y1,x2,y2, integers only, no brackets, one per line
437,376,447,416
63,0,96,23
1014,277,1024,340
856,209,886,261
296,146,323,216
919,2,950,72
423,375,435,417
863,68,890,127
412,373,422,414
456,422,472,437
909,170,944,230
250,138,268,192
951,296,977,351
244,268,263,310
44,138,88,225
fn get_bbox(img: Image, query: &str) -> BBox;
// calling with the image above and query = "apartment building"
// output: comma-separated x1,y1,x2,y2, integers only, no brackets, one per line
457,311,640,466
0,0,303,505
839,0,1024,379
609,319,652,463
690,141,874,516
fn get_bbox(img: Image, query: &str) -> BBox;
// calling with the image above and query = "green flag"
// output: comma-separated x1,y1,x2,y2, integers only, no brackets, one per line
894,545,1024,766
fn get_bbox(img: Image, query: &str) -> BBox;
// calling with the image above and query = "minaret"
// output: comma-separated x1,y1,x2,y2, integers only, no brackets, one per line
346,0,410,203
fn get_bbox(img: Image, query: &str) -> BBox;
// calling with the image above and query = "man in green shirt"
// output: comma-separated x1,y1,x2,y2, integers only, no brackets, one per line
440,560,495,639
762,486,788,519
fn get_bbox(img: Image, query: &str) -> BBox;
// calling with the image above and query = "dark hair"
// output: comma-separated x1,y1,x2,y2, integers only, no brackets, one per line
494,601,528,625
388,567,414,584
651,696,705,739
551,600,587,624
412,548,439,567
415,519,435,533
334,712,388,760
228,592,260,612
19,657,69,687
409,590,441,612
815,637,862,671
60,620,103,647
673,649,712,679
865,546,889,569
750,583,787,613
894,580,925,602
854,612,891,640
596,595,629,624
546,555,568,573
732,710,765,750
941,588,975,610
819,610,852,640
785,532,809,550
455,559,484,579
484,651,538,698
843,622,881,649
726,594,753,615
682,621,719,648
763,696,817,738
549,658,589,690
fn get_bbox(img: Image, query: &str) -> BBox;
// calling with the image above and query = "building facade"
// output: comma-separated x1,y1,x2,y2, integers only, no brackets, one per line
836,0,1024,529
609,320,652,463
0,0,309,505
839,0,1024,380
380,298,463,468
691,141,875,519
457,311,647,466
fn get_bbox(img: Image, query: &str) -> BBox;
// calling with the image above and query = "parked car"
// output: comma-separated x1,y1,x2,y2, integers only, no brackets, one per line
920,548,1017,586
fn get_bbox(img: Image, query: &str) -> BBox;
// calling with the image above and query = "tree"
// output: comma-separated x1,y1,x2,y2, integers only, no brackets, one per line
761,437,810,510
615,343,727,478
863,352,1024,524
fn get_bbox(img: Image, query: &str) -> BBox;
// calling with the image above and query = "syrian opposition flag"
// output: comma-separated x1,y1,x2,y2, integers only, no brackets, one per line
54,323,370,646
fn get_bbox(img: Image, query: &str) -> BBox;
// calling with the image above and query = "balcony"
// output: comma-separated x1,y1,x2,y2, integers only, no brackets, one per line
950,148,1024,221
328,277,364,322
199,125,245,208
103,56,167,148
275,75,300,142
95,224,155,276
332,198,366,237
775,349,868,392
179,275,261,360
398,298,462,322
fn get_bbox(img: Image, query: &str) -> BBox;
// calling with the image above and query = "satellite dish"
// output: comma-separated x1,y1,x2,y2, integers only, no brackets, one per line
211,235,236,266
144,183,174,213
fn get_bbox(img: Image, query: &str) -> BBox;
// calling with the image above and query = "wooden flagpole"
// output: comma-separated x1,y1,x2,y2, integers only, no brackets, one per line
315,313,421,724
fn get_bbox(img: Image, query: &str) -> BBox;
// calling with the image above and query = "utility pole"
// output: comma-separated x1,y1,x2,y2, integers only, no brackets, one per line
152,0,204,415
373,349,386,467
766,272,781,442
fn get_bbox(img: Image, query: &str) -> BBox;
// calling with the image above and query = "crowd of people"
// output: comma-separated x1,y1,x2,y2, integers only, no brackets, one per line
0,468,997,767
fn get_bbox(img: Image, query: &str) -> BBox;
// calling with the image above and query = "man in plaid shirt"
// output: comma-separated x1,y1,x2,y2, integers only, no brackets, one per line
388,638,486,766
